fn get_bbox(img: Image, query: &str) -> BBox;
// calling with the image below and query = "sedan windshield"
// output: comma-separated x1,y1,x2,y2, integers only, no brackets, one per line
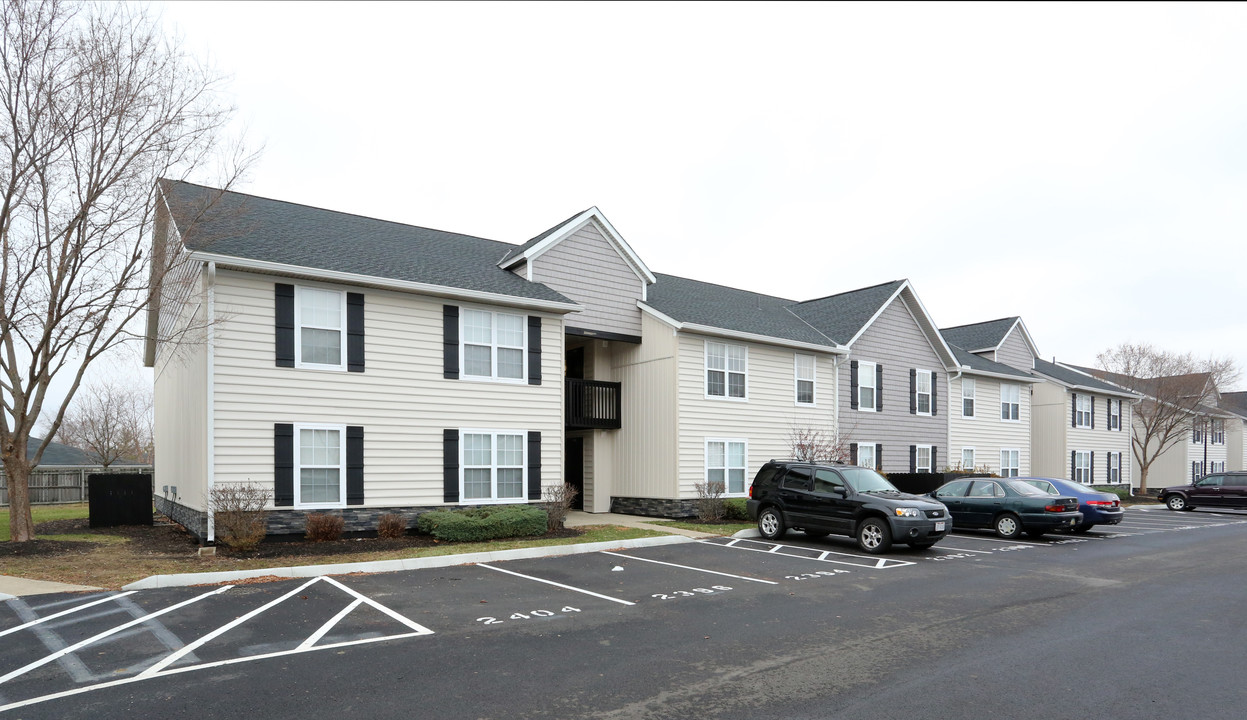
842,467,899,493
1002,480,1051,497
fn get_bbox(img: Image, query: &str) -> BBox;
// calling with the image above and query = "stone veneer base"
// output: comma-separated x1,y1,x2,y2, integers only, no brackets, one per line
609,496,699,519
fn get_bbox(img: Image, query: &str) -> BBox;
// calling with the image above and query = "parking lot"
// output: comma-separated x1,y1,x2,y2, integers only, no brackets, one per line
2,506,1245,716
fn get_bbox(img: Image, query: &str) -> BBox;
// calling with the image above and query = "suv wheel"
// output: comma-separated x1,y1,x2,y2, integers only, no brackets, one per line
758,507,787,540
1165,494,1187,512
856,517,892,554
994,513,1022,539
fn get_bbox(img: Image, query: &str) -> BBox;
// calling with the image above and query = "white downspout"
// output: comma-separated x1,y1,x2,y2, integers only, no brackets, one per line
206,261,216,543
948,369,962,471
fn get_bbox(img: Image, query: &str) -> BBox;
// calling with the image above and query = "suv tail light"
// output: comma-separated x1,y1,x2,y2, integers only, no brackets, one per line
748,486,754,499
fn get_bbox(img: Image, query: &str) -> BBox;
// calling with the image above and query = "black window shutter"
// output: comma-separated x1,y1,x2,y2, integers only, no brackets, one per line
274,423,294,506
443,306,460,379
909,445,917,473
849,443,858,465
932,446,938,472
528,316,542,386
876,364,884,411
527,431,542,500
909,369,917,414
1070,450,1076,480
875,444,883,471
443,429,460,503
1090,451,1095,483
1091,397,1095,429
850,361,859,410
275,284,295,368
1071,394,1078,428
931,372,938,416
346,293,365,373
346,426,364,505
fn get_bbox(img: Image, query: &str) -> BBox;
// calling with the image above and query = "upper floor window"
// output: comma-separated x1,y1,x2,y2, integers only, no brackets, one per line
915,370,932,415
1001,383,1020,421
1108,399,1121,430
1193,423,1203,444
795,354,815,405
1075,394,1093,428
1212,419,1225,445
297,287,345,369
859,361,877,411
463,309,526,381
962,378,976,417
706,341,747,399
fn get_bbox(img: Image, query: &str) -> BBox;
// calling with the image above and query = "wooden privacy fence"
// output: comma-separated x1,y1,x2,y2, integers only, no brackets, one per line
0,466,153,506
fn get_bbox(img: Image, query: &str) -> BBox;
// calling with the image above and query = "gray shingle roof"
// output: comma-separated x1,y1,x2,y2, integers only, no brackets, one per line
498,209,591,266
644,274,837,348
1221,391,1247,419
940,317,1019,353
787,281,906,345
1032,358,1137,396
162,180,575,306
948,345,1034,379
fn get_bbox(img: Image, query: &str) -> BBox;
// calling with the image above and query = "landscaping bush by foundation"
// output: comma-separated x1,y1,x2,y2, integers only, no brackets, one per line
724,498,748,521
305,513,345,542
377,513,407,539
416,505,548,542
210,482,270,551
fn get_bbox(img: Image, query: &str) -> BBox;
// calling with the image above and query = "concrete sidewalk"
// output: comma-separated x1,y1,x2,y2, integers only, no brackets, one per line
0,575,102,600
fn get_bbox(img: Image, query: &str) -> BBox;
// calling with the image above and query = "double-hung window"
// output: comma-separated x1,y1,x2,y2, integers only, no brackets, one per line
1108,399,1121,430
296,424,346,506
1212,420,1225,445
706,439,748,495
962,448,975,471
1000,384,1020,421
1109,452,1121,483
1000,449,1020,478
706,342,747,399
1074,451,1091,483
297,287,346,369
462,309,525,381
1075,394,1093,428
859,362,877,411
915,370,932,415
795,354,815,405
462,431,525,502
962,378,975,417
857,443,876,470
915,445,932,473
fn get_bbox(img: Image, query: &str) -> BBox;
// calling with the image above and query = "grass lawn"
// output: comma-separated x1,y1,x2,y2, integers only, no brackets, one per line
0,503,95,542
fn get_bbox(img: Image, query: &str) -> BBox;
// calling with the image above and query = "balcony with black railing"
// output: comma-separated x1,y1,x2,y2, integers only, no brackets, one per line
566,378,622,429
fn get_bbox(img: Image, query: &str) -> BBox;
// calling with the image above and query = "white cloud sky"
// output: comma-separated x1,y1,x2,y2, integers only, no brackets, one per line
149,0,1247,387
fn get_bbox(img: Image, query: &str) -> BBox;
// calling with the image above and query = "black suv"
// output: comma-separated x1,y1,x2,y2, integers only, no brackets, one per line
1160,472,1247,511
746,460,951,554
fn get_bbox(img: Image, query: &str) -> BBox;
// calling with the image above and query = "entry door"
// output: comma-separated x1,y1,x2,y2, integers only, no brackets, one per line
565,437,585,510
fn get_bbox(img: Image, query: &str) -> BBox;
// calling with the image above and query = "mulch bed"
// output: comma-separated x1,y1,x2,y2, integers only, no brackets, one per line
0,516,585,560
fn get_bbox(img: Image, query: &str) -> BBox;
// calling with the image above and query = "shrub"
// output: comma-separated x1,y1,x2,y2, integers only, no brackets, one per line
543,482,580,532
723,498,749,521
416,505,548,543
305,513,345,542
377,513,407,539
210,482,270,552
693,481,726,523
1091,485,1130,501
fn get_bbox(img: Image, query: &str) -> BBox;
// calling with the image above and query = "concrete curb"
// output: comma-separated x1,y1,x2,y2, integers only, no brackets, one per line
123,534,695,591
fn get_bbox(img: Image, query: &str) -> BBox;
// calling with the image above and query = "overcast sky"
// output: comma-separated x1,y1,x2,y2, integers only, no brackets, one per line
144,1,1247,390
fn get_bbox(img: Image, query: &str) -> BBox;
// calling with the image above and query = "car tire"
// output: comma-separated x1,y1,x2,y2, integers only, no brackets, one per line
1165,494,1187,512
757,507,787,540
993,513,1022,539
856,517,892,554
803,530,830,538
1072,523,1093,534
908,541,936,550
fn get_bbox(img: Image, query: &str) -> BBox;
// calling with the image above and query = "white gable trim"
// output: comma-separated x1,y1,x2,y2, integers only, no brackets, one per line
999,318,1041,361
502,208,657,286
845,281,957,368
638,302,845,355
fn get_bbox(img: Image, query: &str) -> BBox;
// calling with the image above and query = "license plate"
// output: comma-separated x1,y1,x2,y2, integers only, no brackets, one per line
935,521,945,532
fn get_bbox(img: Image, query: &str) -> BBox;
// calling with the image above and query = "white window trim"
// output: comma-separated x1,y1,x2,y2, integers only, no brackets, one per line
459,428,528,505
1075,394,1093,429
459,306,528,385
294,285,347,371
857,441,878,470
915,444,933,473
1212,419,1225,445
1000,383,1021,423
858,361,877,412
1108,399,1121,431
293,422,347,508
704,340,748,401
1109,452,1121,483
794,354,816,407
1074,450,1091,484
705,438,749,497
962,378,976,418
915,368,932,416
1000,448,1020,478
961,447,976,471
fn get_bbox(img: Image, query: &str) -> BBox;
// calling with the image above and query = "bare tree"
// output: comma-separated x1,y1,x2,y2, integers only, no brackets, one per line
0,0,250,541
1094,343,1239,494
53,376,151,466
786,421,854,464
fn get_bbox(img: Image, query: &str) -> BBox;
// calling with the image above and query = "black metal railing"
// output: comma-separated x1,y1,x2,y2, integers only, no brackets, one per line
566,378,622,429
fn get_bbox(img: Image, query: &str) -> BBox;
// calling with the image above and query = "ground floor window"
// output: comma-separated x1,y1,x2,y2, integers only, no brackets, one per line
857,442,877,471
706,439,748,495
296,424,346,506
962,448,975,471
1000,449,1020,478
1074,451,1092,484
462,431,526,502
1109,452,1121,483
916,445,933,473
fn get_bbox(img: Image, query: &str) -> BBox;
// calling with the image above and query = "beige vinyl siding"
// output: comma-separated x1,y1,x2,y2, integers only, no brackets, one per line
995,329,1034,372
529,221,643,337
674,333,837,499
612,311,679,499
1064,393,1134,483
1030,381,1069,478
839,296,946,471
947,375,1031,475
1187,419,1228,474
1132,425,1186,489
153,266,209,512
1229,419,1245,472
209,270,564,508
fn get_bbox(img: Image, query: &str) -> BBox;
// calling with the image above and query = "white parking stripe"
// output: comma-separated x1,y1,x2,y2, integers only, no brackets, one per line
478,564,636,606
599,551,778,584
947,534,1046,546
931,546,994,554
298,599,363,651
321,576,435,633
0,585,233,686
0,592,137,640
700,539,915,568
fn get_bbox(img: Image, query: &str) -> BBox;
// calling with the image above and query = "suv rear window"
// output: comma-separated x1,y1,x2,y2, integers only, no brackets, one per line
752,465,782,489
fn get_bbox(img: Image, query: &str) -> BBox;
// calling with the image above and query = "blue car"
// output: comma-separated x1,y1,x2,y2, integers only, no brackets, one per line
1018,477,1124,533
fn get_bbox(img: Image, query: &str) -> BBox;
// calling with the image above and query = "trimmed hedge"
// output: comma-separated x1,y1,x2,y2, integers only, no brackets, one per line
416,505,548,542
724,498,749,521
1091,485,1130,501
